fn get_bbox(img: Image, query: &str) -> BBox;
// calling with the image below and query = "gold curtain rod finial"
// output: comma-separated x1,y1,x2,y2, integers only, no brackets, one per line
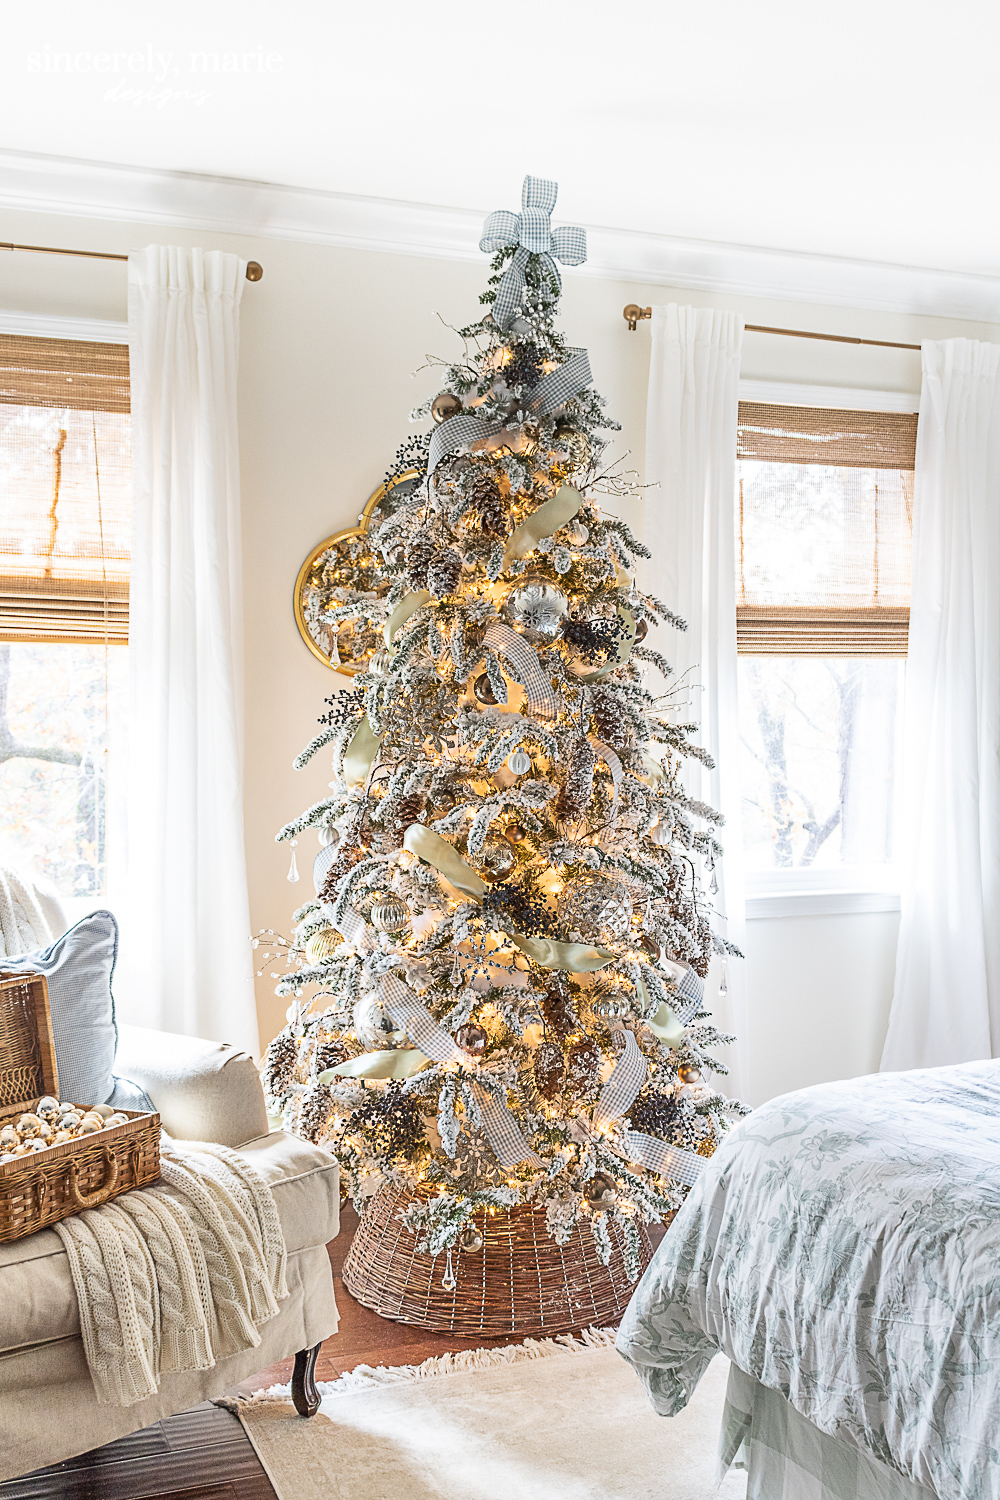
623,304,652,332
245,261,264,282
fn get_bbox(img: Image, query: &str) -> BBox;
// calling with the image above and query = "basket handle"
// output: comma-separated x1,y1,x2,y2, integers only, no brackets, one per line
68,1148,119,1209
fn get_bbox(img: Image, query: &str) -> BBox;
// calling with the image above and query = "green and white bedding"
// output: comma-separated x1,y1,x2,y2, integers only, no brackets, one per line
616,1060,1000,1500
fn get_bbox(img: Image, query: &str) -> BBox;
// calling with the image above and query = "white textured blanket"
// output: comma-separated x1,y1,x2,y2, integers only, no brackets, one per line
54,1140,288,1407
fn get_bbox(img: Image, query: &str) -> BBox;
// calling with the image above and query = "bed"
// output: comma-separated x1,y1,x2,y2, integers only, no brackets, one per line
616,1060,1000,1500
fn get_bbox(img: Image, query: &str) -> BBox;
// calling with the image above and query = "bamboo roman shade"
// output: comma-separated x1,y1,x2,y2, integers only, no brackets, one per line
0,335,130,644
736,402,917,656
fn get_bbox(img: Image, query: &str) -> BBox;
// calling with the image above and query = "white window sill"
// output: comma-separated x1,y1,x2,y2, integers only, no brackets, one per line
745,889,901,919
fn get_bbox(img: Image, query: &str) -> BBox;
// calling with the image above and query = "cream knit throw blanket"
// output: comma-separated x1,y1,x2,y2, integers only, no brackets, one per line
53,1140,288,1407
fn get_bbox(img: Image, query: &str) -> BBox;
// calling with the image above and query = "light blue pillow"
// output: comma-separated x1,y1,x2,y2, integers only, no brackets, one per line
5,911,151,1110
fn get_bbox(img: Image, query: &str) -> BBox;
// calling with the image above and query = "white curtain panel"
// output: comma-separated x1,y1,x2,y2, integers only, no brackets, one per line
644,304,749,1099
121,246,259,1058
882,338,1000,1072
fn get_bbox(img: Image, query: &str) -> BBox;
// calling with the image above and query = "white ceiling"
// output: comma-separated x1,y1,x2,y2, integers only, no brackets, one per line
0,0,997,278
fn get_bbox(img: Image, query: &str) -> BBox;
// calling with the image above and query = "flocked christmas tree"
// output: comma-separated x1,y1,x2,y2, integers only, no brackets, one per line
263,175,745,1283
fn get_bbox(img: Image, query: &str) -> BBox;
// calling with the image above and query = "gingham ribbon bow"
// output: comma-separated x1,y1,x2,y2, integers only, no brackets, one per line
480,174,587,329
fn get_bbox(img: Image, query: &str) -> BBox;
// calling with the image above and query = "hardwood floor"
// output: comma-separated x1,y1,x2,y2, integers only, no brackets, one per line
1,1207,665,1497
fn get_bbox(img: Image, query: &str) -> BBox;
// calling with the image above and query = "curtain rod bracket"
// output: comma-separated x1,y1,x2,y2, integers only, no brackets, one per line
623,304,652,331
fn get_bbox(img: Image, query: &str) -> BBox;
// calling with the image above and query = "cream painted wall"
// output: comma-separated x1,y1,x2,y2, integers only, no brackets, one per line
1,202,994,1101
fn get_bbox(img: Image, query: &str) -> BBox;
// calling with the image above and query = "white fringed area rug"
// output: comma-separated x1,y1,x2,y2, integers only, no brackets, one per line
236,1329,747,1500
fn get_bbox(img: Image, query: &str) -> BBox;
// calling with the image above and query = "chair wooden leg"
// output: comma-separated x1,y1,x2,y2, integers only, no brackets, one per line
291,1342,322,1417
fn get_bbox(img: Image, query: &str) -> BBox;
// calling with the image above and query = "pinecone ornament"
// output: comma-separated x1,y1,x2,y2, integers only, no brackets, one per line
426,548,463,598
468,471,507,537
534,1040,565,1100
405,537,437,592
298,1080,335,1143
556,738,596,821
564,1036,602,1103
392,791,426,832
540,982,577,1040
312,1035,348,1077
591,688,631,752
262,1029,300,1104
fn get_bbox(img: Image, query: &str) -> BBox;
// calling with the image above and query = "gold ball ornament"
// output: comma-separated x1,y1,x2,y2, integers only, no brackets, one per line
678,1063,703,1084
584,1173,617,1211
370,896,410,935
305,927,343,964
431,391,463,424
16,1114,41,1138
459,1223,484,1253
472,672,498,705
473,835,518,884
554,423,591,468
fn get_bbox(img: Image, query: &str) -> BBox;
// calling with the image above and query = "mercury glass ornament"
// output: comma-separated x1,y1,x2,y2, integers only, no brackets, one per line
431,391,463,423
554,423,591,468
593,995,619,1021
678,1063,703,1084
472,672,498,705
305,927,342,965
584,1173,617,1211
36,1096,59,1121
502,579,568,643
354,995,405,1049
634,617,649,643
506,748,531,776
459,1223,484,1253
473,835,517,884
557,874,634,945
456,1023,487,1056
371,895,410,935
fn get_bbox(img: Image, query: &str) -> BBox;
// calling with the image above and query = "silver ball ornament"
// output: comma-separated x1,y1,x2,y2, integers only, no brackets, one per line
506,748,531,776
502,579,568,643
557,875,634,945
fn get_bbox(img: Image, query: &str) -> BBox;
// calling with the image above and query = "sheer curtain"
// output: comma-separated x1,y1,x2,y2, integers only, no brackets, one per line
882,338,1000,1072
644,304,749,1099
118,246,259,1058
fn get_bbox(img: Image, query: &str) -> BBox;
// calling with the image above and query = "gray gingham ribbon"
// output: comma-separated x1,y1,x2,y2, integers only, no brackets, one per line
483,622,562,720
314,843,338,895
377,974,465,1065
623,1131,705,1187
479,174,587,330
326,902,375,956
669,964,706,1026
427,346,592,475
589,737,623,823
467,1080,543,1169
592,1029,648,1133
524,347,592,417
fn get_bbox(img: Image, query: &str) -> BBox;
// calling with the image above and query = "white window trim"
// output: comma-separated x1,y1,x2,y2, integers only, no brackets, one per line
739,378,919,413
737,378,914,917
0,308,129,342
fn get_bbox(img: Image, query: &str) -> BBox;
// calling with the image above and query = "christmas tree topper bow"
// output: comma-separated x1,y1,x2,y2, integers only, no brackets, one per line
480,175,587,330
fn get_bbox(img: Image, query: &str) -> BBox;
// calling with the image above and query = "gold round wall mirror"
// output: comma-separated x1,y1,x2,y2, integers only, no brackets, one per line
293,468,421,674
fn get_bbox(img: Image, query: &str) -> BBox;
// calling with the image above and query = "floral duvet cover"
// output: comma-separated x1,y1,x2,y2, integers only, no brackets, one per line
616,1060,1000,1500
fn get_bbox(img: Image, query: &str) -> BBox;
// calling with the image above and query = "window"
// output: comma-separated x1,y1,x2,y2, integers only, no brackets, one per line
0,334,130,902
735,401,916,882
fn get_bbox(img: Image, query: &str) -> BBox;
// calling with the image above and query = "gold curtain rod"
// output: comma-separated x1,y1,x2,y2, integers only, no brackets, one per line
1,241,263,281
622,304,918,351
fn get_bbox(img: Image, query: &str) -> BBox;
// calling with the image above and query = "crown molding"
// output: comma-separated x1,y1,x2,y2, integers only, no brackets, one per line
0,306,128,342
2,148,1000,325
